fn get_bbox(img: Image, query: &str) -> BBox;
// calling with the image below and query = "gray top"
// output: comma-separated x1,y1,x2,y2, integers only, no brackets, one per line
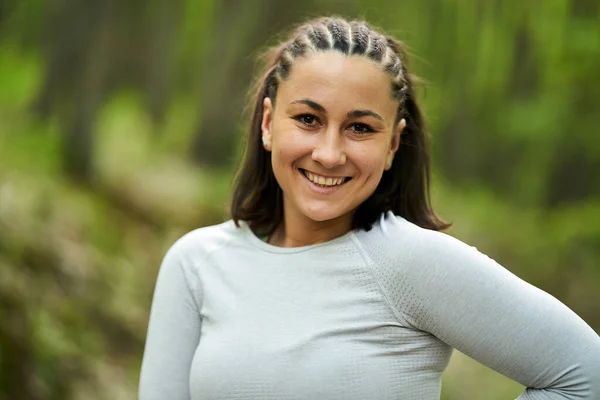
139,212,600,399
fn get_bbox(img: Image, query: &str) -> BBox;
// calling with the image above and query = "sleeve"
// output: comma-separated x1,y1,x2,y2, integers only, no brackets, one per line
139,237,203,400
403,231,600,399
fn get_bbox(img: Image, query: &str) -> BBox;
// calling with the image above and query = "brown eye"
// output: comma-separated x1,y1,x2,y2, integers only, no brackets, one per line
296,114,319,126
350,123,374,134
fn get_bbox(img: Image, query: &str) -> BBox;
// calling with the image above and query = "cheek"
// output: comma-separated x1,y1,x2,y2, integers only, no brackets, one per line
352,143,388,173
273,130,313,164
273,141,297,166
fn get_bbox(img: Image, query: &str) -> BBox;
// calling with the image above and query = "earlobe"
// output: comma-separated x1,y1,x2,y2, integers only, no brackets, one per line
385,154,394,170
394,118,406,149
261,97,273,151
386,118,406,170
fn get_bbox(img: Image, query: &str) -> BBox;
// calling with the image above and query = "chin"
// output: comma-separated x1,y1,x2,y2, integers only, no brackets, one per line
300,204,352,224
305,212,340,223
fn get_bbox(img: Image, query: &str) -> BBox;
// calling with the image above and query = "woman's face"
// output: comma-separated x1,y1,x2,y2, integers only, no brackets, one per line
261,51,405,231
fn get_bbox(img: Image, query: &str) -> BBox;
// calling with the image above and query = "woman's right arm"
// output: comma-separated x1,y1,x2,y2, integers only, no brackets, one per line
139,236,203,400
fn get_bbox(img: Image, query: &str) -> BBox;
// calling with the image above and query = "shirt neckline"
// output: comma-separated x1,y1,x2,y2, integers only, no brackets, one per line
241,221,357,254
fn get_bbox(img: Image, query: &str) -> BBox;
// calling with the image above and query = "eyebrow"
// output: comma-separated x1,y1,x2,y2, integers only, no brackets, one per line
290,98,383,121
291,99,326,113
347,109,383,121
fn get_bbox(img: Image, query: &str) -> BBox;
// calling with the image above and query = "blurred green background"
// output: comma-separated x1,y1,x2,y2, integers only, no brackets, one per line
0,0,598,399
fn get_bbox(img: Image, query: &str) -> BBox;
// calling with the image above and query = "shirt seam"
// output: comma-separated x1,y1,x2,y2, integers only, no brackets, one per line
349,232,415,329
179,229,236,315
175,260,202,317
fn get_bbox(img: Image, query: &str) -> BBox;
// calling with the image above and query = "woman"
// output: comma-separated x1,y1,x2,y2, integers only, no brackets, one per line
139,17,600,399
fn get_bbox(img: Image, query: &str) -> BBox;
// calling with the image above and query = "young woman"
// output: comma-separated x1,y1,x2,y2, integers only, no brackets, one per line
139,17,600,399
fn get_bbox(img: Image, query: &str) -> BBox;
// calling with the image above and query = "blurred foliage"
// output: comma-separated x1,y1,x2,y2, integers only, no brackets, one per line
0,0,598,399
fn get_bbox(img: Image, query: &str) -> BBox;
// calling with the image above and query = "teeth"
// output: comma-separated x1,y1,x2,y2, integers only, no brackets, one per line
304,170,346,187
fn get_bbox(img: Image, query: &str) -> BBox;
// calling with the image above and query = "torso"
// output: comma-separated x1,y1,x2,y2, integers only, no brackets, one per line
188,219,451,400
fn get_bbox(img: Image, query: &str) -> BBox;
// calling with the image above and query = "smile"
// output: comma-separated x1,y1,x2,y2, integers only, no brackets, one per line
299,169,351,187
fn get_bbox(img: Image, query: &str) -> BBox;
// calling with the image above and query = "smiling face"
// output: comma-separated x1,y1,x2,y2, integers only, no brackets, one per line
261,51,406,236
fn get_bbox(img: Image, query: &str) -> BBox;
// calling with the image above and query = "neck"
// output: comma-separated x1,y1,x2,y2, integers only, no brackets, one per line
268,204,353,248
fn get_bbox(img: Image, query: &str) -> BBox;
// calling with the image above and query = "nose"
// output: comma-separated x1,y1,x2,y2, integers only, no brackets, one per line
311,128,346,168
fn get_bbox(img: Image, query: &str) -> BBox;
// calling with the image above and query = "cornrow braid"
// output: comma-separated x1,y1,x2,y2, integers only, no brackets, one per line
271,18,408,105
367,34,385,62
350,21,370,56
328,19,350,53
306,24,330,51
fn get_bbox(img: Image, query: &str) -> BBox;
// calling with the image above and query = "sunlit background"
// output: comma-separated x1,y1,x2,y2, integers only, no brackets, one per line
0,0,599,399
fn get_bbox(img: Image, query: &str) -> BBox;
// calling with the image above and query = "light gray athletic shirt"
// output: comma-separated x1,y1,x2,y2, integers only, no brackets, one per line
139,212,600,399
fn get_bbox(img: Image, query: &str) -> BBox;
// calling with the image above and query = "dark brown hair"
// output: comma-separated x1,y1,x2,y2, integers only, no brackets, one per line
231,17,450,236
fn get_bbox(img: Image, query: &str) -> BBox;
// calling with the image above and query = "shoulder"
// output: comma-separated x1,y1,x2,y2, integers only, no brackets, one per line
155,220,244,299
354,212,510,304
355,212,519,329
163,219,242,267
355,211,483,269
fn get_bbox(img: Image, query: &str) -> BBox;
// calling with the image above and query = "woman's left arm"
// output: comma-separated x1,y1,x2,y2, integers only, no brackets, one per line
404,231,600,399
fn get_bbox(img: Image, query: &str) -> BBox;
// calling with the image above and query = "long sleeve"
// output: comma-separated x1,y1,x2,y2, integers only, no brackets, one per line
367,214,600,399
139,234,203,400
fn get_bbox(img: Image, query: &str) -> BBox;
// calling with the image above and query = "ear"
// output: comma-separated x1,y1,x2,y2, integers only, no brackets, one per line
261,97,274,152
385,118,406,170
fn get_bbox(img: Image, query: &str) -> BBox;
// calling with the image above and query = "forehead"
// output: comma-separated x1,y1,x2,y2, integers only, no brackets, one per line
276,52,397,117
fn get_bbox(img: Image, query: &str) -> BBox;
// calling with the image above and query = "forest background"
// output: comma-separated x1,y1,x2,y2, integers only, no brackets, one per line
0,0,599,399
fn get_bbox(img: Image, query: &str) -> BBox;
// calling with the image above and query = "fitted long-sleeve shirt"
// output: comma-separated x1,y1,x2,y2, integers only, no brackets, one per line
139,211,600,399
